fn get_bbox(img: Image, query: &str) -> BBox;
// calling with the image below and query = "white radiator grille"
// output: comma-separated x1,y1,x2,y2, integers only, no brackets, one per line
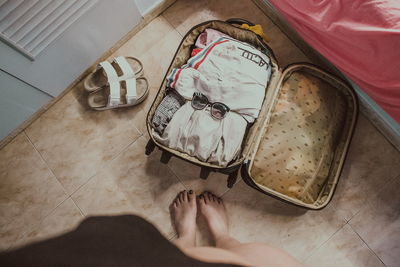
0,0,97,60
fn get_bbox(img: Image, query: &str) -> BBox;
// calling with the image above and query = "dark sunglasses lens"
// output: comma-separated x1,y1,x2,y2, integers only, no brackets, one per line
192,94,208,110
211,103,229,119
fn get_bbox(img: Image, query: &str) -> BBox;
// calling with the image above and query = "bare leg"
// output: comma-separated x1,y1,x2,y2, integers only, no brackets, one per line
198,192,304,267
170,190,197,249
170,190,250,266
197,192,241,248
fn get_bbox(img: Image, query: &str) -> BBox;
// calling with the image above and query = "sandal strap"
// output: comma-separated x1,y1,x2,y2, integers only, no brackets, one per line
113,56,135,81
108,80,121,107
125,77,138,105
99,61,120,106
98,61,118,82
99,57,143,107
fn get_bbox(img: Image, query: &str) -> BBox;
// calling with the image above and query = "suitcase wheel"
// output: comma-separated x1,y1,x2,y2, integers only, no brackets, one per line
160,151,172,164
145,139,156,155
227,170,239,188
200,167,211,180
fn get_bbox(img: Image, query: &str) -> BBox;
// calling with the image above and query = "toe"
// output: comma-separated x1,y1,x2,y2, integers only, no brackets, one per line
179,190,186,202
198,194,206,206
173,193,180,205
204,191,211,202
175,191,182,201
182,190,188,202
206,192,215,202
203,193,210,204
188,190,195,202
171,197,179,209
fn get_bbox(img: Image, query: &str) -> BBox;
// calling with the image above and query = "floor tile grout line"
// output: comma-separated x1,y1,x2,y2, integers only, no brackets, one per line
160,13,184,38
168,233,177,241
343,206,363,224
348,223,387,266
371,170,400,194
37,197,72,226
220,179,243,198
105,132,143,163
67,133,144,198
7,196,72,251
131,120,143,136
23,103,143,198
377,173,400,196
23,130,69,198
345,172,400,224
301,221,348,263
165,164,191,190
348,172,400,260
4,133,70,251
69,196,86,217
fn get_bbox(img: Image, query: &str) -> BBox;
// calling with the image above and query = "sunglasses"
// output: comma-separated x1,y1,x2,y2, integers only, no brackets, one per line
191,92,230,119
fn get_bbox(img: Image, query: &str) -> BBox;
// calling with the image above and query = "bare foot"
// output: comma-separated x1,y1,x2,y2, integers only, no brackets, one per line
198,191,229,241
170,190,197,247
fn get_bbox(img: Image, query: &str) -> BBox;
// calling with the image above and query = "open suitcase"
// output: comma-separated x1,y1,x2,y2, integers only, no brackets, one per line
145,19,358,210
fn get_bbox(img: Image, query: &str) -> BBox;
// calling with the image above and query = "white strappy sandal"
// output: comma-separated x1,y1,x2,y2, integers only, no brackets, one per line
84,56,143,93
87,57,149,110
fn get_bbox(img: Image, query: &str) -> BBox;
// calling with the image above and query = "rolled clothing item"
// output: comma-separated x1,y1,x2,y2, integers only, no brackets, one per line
153,102,247,167
152,89,186,135
195,28,230,49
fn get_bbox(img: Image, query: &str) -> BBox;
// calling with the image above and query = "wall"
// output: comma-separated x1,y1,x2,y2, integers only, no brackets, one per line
0,70,52,140
134,0,163,15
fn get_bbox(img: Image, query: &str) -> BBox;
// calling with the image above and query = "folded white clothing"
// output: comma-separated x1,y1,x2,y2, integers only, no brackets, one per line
166,37,271,123
154,36,271,167
153,102,247,167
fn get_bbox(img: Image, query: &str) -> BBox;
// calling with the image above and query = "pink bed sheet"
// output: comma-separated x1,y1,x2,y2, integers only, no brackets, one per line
269,0,400,123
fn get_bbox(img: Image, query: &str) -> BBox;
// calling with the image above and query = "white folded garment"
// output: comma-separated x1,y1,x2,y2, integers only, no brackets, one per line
153,36,271,167
154,103,247,167
166,37,271,122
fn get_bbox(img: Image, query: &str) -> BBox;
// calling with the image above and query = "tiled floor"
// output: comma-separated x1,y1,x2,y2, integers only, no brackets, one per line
1,0,399,266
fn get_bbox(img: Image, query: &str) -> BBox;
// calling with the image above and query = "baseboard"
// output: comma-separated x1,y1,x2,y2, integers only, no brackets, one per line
0,0,177,150
252,0,400,151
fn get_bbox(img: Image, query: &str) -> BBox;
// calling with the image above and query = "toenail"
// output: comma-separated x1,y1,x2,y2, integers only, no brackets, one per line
189,190,193,194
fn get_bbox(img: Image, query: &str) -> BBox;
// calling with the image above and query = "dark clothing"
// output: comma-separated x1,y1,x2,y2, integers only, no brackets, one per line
0,215,240,267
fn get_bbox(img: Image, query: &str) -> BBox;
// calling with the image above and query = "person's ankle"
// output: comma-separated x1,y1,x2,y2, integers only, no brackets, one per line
175,232,196,248
213,233,232,245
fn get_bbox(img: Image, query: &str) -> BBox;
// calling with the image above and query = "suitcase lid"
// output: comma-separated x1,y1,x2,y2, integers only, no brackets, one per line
242,63,358,209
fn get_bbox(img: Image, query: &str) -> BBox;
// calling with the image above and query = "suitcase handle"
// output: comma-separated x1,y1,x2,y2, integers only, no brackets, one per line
226,18,255,26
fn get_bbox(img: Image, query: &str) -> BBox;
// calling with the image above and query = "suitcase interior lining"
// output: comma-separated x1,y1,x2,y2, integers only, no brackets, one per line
249,65,357,206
